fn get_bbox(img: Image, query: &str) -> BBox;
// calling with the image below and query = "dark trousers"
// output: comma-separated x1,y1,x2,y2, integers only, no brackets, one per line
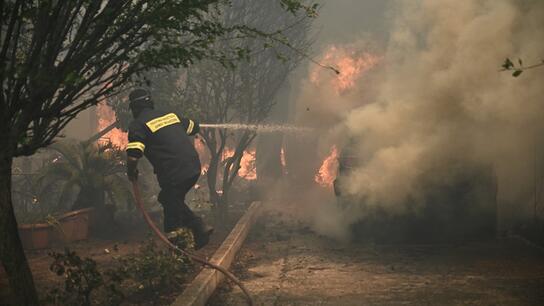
158,174,200,232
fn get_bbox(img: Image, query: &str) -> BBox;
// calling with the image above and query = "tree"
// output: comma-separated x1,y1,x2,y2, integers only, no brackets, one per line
183,0,313,217
0,1,315,303
500,57,544,77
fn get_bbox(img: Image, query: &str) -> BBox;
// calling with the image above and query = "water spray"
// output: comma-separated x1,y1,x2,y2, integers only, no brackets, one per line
200,123,313,134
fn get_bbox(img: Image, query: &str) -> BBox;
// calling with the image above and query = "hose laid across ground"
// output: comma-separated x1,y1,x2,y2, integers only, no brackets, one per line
131,181,254,306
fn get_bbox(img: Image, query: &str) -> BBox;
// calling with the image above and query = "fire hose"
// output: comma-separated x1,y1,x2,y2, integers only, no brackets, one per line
131,181,254,305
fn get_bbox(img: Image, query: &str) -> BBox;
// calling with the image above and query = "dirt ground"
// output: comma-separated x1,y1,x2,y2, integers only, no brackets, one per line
209,201,544,306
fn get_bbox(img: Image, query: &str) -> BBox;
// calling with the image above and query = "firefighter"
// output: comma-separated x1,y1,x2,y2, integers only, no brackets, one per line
125,88,213,249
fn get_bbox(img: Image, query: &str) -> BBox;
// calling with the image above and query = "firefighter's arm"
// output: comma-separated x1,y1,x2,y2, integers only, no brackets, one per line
126,121,147,181
180,117,200,136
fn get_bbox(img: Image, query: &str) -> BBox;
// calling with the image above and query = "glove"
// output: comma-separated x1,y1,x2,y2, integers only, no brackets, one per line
127,157,139,182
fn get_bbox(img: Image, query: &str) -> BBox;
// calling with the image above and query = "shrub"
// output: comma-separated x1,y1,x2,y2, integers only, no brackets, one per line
109,237,194,301
45,236,194,305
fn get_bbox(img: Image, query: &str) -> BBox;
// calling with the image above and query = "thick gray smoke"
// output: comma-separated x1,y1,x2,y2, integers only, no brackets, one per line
338,0,544,229
295,0,544,239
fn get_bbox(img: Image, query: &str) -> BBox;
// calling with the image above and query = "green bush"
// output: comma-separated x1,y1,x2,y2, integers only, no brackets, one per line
45,249,117,306
109,237,193,301
45,236,194,305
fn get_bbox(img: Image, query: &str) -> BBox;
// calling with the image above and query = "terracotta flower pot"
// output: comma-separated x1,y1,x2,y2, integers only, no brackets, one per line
18,223,52,250
56,207,94,243
18,207,94,249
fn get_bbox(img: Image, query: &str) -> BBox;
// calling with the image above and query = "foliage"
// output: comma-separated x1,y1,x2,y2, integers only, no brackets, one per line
108,1,320,131
45,237,194,306
46,249,113,306
0,0,316,157
167,228,196,251
280,0,319,17
108,237,193,301
38,140,133,211
501,57,544,77
11,156,72,224
11,172,64,224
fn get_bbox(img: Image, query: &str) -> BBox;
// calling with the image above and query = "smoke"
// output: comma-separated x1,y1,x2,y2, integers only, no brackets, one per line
286,0,544,239
338,0,544,228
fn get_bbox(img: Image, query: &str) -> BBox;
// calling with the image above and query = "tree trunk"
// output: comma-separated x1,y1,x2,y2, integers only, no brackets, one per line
217,192,229,228
207,154,220,206
208,154,227,226
0,154,40,305
256,133,284,199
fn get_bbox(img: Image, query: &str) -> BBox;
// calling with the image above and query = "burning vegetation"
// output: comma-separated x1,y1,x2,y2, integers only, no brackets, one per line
96,102,127,148
305,45,381,189
310,45,381,94
315,146,339,188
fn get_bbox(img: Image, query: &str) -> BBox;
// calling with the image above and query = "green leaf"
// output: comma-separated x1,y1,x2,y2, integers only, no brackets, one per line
512,70,523,77
502,58,514,70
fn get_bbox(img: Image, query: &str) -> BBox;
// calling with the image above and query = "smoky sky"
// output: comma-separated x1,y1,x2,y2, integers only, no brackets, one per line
314,0,392,49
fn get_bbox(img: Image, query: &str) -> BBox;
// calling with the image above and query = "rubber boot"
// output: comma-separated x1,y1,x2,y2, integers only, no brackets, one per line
189,217,214,250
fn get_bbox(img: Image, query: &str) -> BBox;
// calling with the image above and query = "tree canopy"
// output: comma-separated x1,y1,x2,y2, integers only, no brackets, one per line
0,0,316,157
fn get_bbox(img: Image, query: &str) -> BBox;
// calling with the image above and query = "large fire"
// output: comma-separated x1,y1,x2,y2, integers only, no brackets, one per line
315,146,339,188
96,102,127,148
310,45,381,94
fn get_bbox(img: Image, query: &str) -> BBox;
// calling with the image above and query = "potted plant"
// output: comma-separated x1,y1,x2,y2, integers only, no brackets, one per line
38,140,134,237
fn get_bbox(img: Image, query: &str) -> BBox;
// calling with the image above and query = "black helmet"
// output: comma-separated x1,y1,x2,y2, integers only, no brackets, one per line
129,88,153,116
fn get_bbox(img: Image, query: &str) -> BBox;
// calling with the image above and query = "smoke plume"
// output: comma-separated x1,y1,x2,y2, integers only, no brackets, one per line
338,0,544,229
288,0,544,240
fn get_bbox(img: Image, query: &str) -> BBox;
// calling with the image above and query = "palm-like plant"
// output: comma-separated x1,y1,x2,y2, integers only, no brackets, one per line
38,140,133,214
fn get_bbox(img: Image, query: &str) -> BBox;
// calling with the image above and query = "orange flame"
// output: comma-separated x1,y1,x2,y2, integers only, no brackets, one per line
315,146,339,187
239,149,257,180
311,45,381,94
96,102,127,148
195,143,257,181
222,148,257,180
